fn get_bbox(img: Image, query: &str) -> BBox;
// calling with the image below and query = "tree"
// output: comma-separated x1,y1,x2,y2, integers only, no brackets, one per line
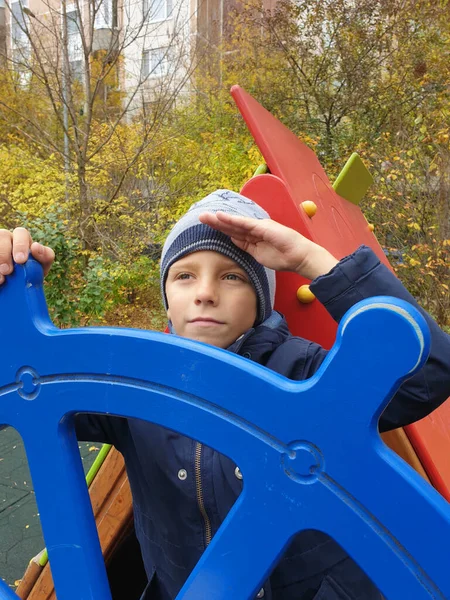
0,0,197,251
213,0,450,326
0,0,448,328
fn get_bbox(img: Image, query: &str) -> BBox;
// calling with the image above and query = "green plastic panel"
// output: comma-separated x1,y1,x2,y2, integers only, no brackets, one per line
253,163,269,177
333,153,374,206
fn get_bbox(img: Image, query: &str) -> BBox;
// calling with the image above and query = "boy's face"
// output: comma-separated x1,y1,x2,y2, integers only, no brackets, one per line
165,250,257,349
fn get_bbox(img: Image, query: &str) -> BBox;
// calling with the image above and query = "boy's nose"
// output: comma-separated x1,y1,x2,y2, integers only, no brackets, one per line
195,280,218,305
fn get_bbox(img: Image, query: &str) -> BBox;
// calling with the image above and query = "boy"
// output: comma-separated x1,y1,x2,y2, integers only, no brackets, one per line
1,189,449,600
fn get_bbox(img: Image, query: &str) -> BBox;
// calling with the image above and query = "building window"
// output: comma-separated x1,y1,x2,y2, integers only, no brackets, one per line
66,6,83,61
66,7,81,36
94,0,116,29
142,47,170,79
70,59,84,82
142,0,172,22
11,1,28,47
11,0,31,76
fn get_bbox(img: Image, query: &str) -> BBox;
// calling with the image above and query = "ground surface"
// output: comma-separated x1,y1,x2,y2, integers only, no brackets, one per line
0,427,99,591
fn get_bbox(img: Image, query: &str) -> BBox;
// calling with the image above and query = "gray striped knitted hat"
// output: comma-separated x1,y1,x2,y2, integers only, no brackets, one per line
160,189,276,326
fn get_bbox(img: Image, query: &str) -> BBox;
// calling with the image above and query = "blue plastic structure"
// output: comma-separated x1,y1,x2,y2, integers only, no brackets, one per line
1,260,450,600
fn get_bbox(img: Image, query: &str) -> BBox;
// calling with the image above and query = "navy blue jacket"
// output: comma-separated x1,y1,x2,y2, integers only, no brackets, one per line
76,247,450,600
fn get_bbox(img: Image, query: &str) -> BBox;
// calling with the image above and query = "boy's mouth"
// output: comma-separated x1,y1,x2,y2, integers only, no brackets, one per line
189,317,225,325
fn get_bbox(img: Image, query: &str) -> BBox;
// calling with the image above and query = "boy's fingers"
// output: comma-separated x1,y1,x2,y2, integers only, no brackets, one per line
0,228,55,285
199,212,262,240
30,242,55,275
12,227,32,263
0,229,13,276
203,212,259,229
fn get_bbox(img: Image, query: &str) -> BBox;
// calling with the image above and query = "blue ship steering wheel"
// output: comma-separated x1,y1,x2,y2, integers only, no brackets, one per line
0,259,449,600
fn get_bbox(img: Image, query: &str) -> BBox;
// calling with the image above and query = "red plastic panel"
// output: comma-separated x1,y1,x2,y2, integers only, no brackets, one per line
234,84,395,348
241,174,336,348
233,84,450,500
233,86,389,266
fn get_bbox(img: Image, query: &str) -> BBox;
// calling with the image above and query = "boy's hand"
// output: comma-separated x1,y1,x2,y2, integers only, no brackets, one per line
199,212,338,280
0,228,55,285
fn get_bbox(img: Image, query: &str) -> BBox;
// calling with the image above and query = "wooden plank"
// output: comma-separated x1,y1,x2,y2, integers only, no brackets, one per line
405,403,450,502
381,429,430,482
23,448,132,600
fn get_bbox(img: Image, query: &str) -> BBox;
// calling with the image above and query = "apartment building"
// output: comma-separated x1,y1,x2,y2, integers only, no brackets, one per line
121,0,191,114
1,0,276,112
1,0,118,84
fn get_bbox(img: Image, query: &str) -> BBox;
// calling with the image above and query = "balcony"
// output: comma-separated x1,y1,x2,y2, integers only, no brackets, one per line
92,0,118,54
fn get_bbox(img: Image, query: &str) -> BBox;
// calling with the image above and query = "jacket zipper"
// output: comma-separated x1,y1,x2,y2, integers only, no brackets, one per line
195,441,212,547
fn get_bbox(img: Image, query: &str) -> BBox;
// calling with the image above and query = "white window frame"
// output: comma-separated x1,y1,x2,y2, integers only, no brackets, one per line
142,0,172,23
65,3,83,62
10,0,29,48
94,0,113,29
70,58,84,82
10,0,31,82
141,47,170,79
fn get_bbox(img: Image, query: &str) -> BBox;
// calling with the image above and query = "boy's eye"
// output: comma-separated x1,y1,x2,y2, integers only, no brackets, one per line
224,273,243,281
176,273,192,280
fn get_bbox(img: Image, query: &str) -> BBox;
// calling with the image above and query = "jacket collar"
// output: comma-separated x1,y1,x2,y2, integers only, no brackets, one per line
227,311,290,364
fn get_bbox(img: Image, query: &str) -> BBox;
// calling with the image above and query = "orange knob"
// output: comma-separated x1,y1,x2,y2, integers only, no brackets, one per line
297,285,316,304
301,201,317,218
368,223,375,232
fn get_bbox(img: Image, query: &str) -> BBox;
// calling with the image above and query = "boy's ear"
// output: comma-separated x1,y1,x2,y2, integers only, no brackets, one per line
166,307,171,320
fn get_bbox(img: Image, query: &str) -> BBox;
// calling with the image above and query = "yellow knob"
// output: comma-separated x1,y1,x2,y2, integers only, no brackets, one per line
301,201,317,218
297,285,316,304
368,223,375,232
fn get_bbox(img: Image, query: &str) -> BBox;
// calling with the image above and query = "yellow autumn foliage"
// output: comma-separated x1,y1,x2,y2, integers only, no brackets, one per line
0,146,68,227
0,0,448,328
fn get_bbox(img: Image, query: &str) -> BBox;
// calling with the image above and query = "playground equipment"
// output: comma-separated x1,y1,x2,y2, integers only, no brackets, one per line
233,85,450,499
1,258,450,599
2,86,450,599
